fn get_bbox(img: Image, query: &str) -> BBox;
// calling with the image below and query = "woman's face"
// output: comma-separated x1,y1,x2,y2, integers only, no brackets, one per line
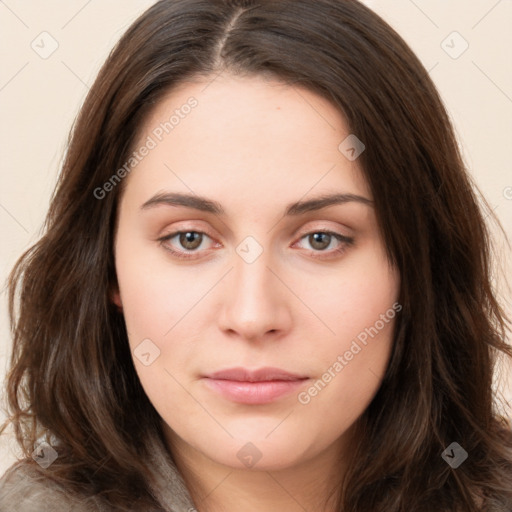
112,73,400,471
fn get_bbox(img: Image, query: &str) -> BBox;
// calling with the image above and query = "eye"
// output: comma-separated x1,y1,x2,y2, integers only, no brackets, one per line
158,230,218,260
293,230,355,259
158,229,354,261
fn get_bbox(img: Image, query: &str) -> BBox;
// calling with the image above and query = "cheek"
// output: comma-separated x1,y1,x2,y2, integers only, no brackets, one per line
114,237,206,409
296,245,399,419
114,234,207,342
296,300,397,442
313,240,399,348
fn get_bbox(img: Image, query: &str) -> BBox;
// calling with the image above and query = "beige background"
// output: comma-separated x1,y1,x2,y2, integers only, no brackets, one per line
0,0,511,474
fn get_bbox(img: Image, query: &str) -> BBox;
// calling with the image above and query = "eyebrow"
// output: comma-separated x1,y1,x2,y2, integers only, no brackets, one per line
140,191,374,216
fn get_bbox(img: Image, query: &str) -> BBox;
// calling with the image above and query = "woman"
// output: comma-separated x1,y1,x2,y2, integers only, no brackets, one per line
1,0,511,510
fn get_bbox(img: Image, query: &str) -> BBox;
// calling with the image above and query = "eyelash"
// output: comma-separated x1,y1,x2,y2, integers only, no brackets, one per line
157,229,355,261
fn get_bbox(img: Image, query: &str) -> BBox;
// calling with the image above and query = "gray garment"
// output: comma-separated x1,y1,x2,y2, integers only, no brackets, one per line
0,434,197,512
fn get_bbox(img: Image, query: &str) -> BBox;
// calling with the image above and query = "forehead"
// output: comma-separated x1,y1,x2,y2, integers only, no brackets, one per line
122,73,371,212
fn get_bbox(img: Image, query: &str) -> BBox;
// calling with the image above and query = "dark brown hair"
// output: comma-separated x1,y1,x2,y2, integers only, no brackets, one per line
2,0,512,510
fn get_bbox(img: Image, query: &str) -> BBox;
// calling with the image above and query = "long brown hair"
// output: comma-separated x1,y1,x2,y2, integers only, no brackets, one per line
2,0,511,510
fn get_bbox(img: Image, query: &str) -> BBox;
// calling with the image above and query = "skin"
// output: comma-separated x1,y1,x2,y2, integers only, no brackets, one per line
112,72,401,512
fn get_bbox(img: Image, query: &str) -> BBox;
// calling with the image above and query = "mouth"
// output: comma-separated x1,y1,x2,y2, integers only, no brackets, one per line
202,367,310,405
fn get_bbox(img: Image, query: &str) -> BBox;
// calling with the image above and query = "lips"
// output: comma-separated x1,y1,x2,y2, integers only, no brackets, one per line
202,367,309,404
204,366,308,382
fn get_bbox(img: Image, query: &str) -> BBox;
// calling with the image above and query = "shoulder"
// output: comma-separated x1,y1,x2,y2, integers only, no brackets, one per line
0,460,106,512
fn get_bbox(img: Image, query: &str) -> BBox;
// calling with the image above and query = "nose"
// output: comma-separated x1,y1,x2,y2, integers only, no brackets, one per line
217,247,292,343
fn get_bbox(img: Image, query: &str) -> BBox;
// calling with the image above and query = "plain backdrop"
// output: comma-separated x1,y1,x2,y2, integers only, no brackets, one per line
1,0,511,475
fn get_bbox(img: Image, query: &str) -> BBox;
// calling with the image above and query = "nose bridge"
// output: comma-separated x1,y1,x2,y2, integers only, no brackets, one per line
218,238,289,340
234,248,274,301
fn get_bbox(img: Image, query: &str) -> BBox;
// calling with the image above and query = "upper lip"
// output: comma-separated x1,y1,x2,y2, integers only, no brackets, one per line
204,367,308,382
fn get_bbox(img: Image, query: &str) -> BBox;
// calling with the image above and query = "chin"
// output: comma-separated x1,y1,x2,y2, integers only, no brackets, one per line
200,435,319,471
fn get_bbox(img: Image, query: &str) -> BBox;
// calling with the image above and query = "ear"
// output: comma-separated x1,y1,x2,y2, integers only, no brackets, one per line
109,283,123,310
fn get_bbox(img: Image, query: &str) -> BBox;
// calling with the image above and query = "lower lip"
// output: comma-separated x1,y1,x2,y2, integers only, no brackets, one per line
203,378,308,404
